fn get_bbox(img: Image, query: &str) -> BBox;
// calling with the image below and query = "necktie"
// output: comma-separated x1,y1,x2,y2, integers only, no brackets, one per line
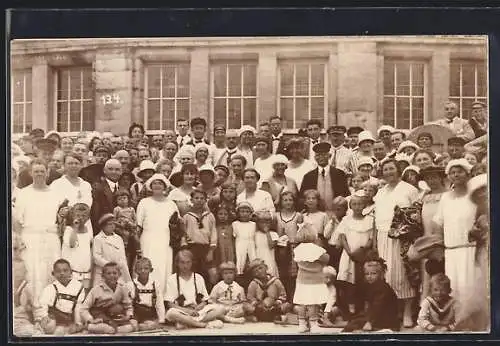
226,150,236,166
113,183,117,193
332,148,337,168
321,168,325,177
227,285,233,300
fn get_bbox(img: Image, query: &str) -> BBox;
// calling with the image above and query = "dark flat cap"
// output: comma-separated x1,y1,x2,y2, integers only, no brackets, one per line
447,136,466,146
420,165,445,178
312,142,332,153
347,126,364,136
327,125,347,134
214,165,230,176
94,146,110,154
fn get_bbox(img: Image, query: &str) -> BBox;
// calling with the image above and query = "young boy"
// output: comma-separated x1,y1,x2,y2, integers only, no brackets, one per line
81,262,138,334
36,259,85,335
182,190,217,283
128,257,166,331
209,261,250,324
319,266,344,328
186,117,210,147
246,259,292,322
342,256,400,333
164,250,225,330
417,274,458,332
92,214,131,287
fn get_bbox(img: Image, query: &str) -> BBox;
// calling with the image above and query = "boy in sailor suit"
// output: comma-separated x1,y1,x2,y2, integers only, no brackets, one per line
35,259,85,335
127,257,166,331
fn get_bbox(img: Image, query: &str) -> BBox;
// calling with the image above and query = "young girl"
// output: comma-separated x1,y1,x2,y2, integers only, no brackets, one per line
209,183,237,223
361,181,378,217
349,174,364,195
417,273,458,332
214,206,236,266
336,193,374,315
323,196,349,270
293,223,330,333
301,190,328,244
402,166,421,189
254,211,279,278
232,202,257,277
182,190,217,283
61,203,93,291
164,250,225,330
114,189,139,273
275,191,303,300
342,256,400,333
319,266,342,328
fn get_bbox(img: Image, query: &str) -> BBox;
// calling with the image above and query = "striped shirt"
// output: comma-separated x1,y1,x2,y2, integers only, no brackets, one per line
346,151,377,175
329,145,353,173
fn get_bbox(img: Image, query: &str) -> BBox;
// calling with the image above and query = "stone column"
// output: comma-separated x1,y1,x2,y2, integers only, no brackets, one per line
258,51,277,124
336,42,378,134
94,50,133,135
430,49,451,122
31,59,51,130
189,49,209,121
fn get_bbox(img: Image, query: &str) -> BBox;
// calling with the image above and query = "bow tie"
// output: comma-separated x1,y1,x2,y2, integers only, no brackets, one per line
195,139,204,144
312,140,319,144
273,136,281,141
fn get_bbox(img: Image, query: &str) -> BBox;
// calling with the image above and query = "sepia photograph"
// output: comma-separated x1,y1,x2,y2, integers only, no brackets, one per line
9,35,489,337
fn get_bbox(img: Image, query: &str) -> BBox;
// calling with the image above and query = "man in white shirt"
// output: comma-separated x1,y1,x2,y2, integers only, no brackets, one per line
327,125,352,173
209,125,227,167
306,119,323,160
215,130,242,168
176,118,191,148
433,100,475,142
236,169,275,213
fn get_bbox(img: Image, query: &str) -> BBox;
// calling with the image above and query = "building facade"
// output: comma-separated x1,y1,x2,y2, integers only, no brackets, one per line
10,36,487,139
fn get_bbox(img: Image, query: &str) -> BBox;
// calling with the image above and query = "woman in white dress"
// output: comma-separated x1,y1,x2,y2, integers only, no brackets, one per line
167,163,198,216
14,159,64,306
136,173,180,296
432,159,477,306
261,155,299,207
285,138,316,191
374,158,420,328
253,136,276,185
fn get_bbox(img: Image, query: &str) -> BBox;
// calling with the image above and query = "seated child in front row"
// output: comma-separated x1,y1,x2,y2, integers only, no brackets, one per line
246,259,292,323
319,266,343,328
209,261,252,324
81,262,138,334
36,259,86,335
342,256,400,333
416,273,458,332
164,249,226,330
128,257,166,331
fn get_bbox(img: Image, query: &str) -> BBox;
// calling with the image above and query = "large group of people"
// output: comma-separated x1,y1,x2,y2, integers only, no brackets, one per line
11,99,489,336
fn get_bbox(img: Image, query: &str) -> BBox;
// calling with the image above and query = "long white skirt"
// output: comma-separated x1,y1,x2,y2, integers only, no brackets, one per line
445,247,476,303
293,282,329,305
21,230,61,306
141,229,172,296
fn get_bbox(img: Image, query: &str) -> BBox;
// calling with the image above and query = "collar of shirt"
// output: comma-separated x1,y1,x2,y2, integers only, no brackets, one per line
105,178,117,191
99,281,122,293
310,138,320,144
218,281,234,291
53,278,80,291
272,133,283,141
318,166,330,177
134,277,153,289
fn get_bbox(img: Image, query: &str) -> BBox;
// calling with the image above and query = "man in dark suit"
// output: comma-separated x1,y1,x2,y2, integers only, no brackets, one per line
17,138,62,188
299,142,350,214
90,158,122,234
269,116,287,155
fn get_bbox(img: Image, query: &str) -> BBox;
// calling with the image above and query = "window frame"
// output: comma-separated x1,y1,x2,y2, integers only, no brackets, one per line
53,66,95,136
11,69,33,136
143,63,191,134
448,59,487,119
383,59,429,130
276,59,328,131
209,61,259,131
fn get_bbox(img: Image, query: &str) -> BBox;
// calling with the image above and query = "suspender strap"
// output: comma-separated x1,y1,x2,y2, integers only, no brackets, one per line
176,273,198,303
52,284,59,307
72,285,84,313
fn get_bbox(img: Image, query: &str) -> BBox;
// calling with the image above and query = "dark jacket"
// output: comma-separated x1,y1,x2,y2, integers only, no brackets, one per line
90,177,117,235
469,118,487,139
271,136,287,156
299,166,350,208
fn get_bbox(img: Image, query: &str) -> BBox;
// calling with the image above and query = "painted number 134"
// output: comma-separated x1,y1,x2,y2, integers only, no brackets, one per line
101,94,121,105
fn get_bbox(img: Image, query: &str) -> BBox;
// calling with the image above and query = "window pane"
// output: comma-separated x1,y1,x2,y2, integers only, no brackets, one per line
384,62,395,95
280,98,294,129
25,103,32,133
295,98,309,129
243,65,256,96
213,65,227,97
396,98,410,129
243,98,256,127
148,66,161,99
70,70,83,100
83,70,93,99
228,65,242,97
178,66,190,98
310,64,324,96
228,99,242,129
412,63,425,96
310,98,324,121
13,73,25,102
214,99,227,128
477,63,487,98
163,66,176,98
396,63,410,96
462,98,474,120
280,65,293,96
412,98,424,128
57,102,68,132
177,100,190,127
461,64,476,97
383,97,395,127
295,64,309,96
12,104,23,133
449,63,461,97
25,71,33,101
57,70,69,101
147,100,161,130
70,101,81,132
82,101,93,131
162,100,175,130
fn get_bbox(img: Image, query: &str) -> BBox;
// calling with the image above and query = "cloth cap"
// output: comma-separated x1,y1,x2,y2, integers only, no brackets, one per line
214,165,230,176
219,261,237,272
347,126,364,136
472,101,487,108
138,160,156,176
397,140,420,153
377,125,395,136
402,165,420,176
357,156,375,169
447,136,466,146
34,138,57,152
199,164,215,176
94,146,110,155
248,259,267,273
312,142,332,153
357,131,376,145
236,201,254,212
226,129,239,138
238,125,257,137
468,173,488,197
213,124,226,132
327,125,347,134
273,154,289,166
98,213,115,228
445,158,473,175
145,173,169,191
420,165,445,178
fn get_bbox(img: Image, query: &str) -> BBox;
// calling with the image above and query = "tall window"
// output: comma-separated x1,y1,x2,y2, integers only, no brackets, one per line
145,64,190,131
449,60,487,120
211,63,257,129
56,67,94,132
278,61,326,129
12,69,32,134
383,60,426,130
